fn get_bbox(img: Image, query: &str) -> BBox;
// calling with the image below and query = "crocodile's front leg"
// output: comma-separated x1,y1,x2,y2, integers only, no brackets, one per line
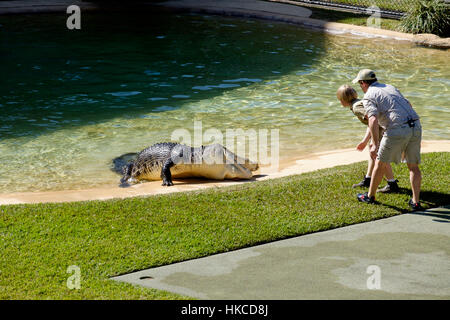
161,158,174,186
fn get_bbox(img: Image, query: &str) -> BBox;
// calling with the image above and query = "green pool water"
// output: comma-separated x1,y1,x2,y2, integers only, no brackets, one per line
0,12,449,193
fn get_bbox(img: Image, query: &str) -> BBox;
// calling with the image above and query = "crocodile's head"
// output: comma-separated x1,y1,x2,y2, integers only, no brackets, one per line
120,162,138,187
235,154,259,172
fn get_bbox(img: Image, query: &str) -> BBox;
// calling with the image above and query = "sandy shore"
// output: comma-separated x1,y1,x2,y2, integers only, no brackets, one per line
1,140,448,205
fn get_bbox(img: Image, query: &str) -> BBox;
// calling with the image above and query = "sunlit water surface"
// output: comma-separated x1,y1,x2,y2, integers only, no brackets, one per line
0,12,448,193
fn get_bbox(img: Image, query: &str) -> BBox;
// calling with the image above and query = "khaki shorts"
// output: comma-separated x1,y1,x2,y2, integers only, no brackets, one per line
378,122,422,164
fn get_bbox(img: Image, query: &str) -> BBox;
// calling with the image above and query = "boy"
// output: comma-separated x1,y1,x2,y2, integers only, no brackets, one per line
336,84,399,193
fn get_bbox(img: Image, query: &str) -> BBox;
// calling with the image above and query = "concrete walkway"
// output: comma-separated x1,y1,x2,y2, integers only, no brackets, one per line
113,206,450,299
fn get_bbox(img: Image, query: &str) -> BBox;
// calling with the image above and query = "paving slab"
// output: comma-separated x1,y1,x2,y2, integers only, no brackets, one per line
113,206,450,299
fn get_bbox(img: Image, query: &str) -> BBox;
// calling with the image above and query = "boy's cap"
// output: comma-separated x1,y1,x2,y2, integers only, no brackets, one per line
352,69,377,83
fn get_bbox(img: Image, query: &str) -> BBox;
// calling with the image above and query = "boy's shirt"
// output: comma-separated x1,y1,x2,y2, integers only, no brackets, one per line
351,99,368,125
351,99,384,141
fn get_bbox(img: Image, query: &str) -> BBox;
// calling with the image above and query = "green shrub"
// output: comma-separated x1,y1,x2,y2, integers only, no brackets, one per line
399,0,450,37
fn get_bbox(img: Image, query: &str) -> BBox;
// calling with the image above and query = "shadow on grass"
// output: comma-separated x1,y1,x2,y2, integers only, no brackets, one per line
162,174,269,186
412,212,450,223
117,174,268,188
377,189,450,216
410,202,450,223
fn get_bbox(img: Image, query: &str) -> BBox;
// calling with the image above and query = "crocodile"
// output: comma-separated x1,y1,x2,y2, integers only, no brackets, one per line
112,142,259,187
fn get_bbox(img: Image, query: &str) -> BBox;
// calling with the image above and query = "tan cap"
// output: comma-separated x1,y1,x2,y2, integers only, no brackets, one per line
352,69,377,84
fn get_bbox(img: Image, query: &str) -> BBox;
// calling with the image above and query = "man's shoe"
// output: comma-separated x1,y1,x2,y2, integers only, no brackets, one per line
408,199,423,211
357,192,375,204
377,179,399,193
353,177,371,188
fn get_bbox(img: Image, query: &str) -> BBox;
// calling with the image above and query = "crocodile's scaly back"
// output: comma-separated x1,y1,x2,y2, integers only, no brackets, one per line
131,142,178,180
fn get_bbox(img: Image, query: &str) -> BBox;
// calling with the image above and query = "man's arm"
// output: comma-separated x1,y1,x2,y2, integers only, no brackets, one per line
363,95,380,159
368,115,380,160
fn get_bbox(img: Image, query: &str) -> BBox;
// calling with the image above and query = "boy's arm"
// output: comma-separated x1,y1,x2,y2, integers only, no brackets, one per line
356,127,371,151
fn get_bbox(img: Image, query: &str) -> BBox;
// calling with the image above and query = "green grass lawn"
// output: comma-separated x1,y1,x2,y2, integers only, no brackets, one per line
1,152,449,299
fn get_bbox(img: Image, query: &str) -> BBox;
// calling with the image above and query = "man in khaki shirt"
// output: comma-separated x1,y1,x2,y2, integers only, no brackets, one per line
336,85,398,193
353,69,422,211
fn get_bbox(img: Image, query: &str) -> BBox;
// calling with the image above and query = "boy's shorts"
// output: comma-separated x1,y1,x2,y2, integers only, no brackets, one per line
378,122,422,164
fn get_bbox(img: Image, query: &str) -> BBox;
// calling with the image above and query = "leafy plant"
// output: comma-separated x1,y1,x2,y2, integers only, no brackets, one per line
399,0,450,37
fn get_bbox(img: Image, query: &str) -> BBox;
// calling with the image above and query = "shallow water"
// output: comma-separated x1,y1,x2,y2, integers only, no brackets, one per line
0,12,449,193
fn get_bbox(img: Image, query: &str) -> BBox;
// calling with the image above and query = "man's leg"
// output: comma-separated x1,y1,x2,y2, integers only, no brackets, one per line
368,160,388,198
407,163,421,204
404,124,422,206
377,133,395,181
357,159,388,203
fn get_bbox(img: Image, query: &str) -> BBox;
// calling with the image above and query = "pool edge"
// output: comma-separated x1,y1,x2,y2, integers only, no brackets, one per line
0,0,448,49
